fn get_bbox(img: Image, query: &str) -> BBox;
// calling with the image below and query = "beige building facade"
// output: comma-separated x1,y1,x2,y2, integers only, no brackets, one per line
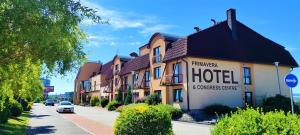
74,9,298,111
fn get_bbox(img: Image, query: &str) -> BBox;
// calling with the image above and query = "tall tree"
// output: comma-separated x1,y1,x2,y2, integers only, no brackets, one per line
116,88,123,103
124,86,132,105
0,0,103,111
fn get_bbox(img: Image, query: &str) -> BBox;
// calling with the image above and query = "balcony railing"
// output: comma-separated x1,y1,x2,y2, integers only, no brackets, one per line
162,74,183,86
152,54,162,63
133,80,150,89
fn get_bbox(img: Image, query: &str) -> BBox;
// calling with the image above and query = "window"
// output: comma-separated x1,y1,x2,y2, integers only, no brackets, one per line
115,64,119,74
154,90,162,100
115,64,119,71
144,91,150,96
245,92,253,105
173,63,182,84
154,66,161,79
124,77,129,91
153,47,161,63
133,73,139,87
82,80,90,91
243,67,251,85
144,71,150,87
173,89,183,102
133,92,139,99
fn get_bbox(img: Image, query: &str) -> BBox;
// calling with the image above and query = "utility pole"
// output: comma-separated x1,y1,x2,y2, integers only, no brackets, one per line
274,62,282,95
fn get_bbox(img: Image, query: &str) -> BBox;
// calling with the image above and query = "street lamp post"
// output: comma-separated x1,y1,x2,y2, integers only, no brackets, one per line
274,62,282,95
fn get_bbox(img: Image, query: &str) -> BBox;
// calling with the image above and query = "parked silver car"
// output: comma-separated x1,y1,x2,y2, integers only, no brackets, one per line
56,101,74,113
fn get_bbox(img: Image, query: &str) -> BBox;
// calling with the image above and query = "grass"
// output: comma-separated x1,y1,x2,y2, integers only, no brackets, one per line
0,111,30,135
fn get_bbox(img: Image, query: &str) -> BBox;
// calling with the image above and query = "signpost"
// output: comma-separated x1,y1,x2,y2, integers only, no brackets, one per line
285,74,298,114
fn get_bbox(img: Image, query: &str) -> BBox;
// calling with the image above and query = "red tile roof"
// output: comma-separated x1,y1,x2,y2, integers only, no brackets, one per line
99,60,113,87
119,54,150,75
163,21,298,67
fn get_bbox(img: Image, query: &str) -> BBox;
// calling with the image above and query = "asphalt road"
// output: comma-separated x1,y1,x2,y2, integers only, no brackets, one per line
27,103,91,135
74,105,211,135
27,103,211,135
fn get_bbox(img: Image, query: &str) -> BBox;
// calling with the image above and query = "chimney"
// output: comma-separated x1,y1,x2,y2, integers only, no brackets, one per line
227,8,237,40
130,52,138,57
194,27,201,32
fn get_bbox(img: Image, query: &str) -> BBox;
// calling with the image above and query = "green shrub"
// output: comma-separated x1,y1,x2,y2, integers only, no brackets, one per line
114,104,173,135
106,100,122,111
89,96,100,106
26,102,33,111
100,98,109,108
0,106,10,123
203,104,233,116
261,94,299,113
9,101,23,117
116,103,147,113
212,108,300,135
116,88,123,103
20,99,29,111
145,93,161,105
124,87,132,105
155,104,183,120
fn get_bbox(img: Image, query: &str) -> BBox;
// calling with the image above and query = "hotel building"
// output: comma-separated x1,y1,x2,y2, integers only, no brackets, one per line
74,9,298,111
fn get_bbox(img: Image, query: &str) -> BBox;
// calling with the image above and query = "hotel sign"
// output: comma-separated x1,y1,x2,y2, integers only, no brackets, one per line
191,61,239,90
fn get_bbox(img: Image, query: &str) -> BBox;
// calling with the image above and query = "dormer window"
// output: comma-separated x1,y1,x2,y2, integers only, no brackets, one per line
153,46,161,63
115,64,119,75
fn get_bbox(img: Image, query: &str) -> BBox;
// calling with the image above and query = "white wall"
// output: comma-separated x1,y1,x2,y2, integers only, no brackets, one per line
187,57,243,109
253,64,291,104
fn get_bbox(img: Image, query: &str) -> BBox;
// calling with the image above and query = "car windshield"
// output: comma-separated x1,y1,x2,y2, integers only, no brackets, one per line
46,99,54,102
60,102,71,105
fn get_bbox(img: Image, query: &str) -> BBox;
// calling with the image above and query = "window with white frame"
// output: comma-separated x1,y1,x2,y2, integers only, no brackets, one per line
173,89,183,102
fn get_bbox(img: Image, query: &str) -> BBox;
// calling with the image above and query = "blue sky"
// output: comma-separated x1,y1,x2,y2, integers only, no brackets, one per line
49,0,300,94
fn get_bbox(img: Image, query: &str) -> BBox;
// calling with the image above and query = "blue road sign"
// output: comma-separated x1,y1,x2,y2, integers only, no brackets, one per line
285,74,298,88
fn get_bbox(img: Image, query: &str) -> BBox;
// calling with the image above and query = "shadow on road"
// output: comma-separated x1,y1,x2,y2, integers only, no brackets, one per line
27,125,56,135
29,114,51,119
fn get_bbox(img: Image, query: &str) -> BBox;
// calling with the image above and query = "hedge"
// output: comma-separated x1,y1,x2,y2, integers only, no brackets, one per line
20,99,30,111
100,98,109,108
212,108,300,135
203,104,234,116
90,96,100,106
106,100,122,111
145,93,161,105
155,104,183,120
9,101,23,117
261,94,300,113
0,106,10,123
116,103,147,113
114,104,173,135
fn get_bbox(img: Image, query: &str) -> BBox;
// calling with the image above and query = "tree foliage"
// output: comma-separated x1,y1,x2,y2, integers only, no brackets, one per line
0,0,102,115
116,88,123,103
124,86,132,105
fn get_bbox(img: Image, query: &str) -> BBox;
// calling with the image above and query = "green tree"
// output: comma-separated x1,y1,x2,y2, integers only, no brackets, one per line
124,86,132,105
116,88,123,103
0,0,104,122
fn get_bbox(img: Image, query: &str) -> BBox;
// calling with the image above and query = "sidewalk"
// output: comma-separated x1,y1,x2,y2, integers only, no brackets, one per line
71,105,211,135
61,114,113,135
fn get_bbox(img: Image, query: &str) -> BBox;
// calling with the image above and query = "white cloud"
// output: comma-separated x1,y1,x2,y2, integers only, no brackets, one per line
86,34,117,47
139,24,175,34
129,41,141,46
80,0,175,33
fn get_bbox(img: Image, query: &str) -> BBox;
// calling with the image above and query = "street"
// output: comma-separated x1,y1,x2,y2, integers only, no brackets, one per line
27,104,91,135
27,103,211,135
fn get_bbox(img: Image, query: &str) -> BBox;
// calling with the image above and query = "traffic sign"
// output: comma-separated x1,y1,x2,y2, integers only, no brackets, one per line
285,74,298,88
